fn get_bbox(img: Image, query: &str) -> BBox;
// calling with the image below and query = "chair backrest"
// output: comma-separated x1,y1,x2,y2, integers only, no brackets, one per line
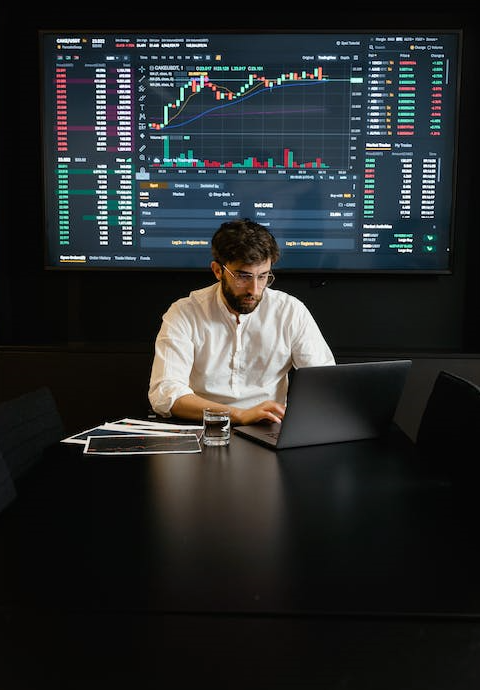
0,449,16,513
0,387,65,481
416,370,480,460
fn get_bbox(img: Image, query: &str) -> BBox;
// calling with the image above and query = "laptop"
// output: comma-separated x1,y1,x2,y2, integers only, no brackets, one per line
233,359,412,450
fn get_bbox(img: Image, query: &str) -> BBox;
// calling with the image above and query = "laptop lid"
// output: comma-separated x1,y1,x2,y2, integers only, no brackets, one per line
233,360,412,450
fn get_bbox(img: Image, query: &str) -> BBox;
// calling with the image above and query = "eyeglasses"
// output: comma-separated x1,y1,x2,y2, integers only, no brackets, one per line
222,265,275,288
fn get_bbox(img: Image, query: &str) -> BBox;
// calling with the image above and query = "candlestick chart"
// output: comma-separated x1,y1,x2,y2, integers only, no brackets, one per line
143,62,354,172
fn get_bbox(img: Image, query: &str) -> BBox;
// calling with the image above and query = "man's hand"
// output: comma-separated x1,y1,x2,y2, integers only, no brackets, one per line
232,401,286,426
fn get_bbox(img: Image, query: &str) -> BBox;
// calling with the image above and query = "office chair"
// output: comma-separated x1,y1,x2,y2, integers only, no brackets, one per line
0,449,16,514
416,370,480,473
0,386,65,482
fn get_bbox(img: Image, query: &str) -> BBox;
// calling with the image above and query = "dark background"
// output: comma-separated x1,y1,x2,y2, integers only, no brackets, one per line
0,7,478,436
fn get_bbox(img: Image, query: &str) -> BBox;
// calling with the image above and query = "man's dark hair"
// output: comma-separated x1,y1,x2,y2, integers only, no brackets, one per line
211,218,280,266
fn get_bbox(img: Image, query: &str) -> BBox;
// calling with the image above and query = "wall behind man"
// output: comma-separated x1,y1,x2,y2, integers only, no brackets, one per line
0,8,476,356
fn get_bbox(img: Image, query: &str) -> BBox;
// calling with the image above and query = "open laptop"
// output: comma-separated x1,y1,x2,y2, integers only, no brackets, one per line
233,360,412,450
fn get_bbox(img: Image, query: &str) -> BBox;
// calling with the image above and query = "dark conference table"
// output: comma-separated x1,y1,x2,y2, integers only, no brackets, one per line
1,424,480,688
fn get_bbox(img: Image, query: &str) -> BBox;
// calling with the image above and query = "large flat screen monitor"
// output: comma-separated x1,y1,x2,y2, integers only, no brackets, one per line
39,29,462,274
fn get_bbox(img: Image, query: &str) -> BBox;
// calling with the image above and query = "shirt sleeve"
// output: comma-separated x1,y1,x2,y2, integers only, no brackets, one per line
148,303,196,417
289,299,336,369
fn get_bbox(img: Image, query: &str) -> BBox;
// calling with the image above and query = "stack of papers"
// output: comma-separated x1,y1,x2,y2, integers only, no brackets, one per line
62,417,203,455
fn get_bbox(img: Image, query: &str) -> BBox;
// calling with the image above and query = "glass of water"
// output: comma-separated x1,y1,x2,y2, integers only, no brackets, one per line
202,408,231,446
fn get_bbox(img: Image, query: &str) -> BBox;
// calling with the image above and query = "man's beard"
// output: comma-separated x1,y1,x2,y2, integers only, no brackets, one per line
221,276,263,314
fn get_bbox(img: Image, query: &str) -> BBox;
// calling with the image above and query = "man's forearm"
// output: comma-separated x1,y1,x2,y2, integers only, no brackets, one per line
171,393,241,424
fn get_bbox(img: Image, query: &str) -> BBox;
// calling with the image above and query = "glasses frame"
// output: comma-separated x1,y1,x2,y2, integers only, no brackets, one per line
222,264,275,288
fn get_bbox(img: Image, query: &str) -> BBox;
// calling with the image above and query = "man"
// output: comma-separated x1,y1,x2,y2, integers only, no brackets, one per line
148,219,335,424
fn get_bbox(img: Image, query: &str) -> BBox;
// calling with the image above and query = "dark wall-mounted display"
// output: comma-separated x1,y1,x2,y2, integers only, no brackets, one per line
40,29,462,275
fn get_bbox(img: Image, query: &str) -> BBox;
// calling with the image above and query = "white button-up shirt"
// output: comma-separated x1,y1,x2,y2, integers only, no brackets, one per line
148,283,335,416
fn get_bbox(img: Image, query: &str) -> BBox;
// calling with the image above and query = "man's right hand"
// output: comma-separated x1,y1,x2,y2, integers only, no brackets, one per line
232,401,286,426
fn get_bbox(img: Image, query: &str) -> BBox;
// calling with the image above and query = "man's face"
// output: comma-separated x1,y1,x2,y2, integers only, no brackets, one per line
220,260,272,315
